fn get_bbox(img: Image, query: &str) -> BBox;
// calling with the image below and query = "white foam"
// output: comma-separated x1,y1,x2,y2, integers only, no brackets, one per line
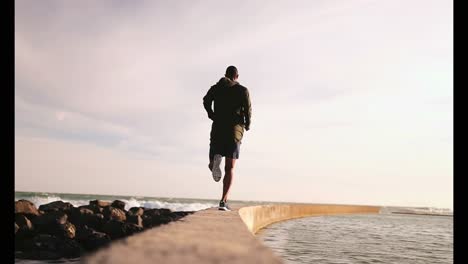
17,195,88,209
15,195,215,212
381,206,453,215
117,198,215,211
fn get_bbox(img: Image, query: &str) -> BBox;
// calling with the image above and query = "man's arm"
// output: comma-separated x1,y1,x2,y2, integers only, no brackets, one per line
241,88,252,130
203,85,216,120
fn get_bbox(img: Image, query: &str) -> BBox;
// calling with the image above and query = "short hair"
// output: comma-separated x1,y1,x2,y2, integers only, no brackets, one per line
225,66,238,79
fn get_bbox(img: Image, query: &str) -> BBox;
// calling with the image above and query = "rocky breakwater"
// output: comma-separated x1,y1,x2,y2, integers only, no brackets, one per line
14,199,194,260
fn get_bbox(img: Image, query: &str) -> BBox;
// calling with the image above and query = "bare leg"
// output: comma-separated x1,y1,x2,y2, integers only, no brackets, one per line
221,158,236,202
208,159,213,171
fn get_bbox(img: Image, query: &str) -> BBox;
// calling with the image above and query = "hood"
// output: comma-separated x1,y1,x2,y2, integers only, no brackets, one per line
216,77,238,88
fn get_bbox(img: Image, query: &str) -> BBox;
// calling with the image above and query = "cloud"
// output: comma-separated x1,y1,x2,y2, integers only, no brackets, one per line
15,0,453,209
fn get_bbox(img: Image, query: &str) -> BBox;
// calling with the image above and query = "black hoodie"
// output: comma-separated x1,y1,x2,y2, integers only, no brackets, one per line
203,77,252,142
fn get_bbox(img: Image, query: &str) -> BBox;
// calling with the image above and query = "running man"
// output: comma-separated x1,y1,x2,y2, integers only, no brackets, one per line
203,66,252,211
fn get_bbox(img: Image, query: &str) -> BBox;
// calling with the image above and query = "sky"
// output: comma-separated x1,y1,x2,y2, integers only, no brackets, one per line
15,0,453,209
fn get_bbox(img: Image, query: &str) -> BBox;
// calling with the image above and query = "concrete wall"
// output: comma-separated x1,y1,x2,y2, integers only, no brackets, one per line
239,204,381,234
85,204,381,264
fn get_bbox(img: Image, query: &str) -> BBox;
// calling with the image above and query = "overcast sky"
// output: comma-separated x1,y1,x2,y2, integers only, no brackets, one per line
15,0,453,209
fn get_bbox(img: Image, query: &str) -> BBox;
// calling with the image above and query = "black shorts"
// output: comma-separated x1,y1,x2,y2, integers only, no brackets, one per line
209,141,241,160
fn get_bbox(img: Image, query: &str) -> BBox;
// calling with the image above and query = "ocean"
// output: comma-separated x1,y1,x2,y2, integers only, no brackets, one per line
257,213,453,264
14,191,222,212
15,192,453,264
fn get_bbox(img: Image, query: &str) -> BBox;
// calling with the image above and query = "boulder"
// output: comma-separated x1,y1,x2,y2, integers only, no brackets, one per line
38,201,74,214
15,214,35,239
15,200,40,218
126,215,143,227
93,214,106,231
32,211,76,238
78,207,94,215
16,234,83,259
127,207,144,216
15,214,33,231
124,223,144,236
143,213,175,228
143,208,172,218
79,204,103,214
173,211,194,218
142,208,177,227
103,207,126,222
111,200,126,210
89,200,111,207
56,222,76,239
32,211,68,228
69,208,105,231
102,220,143,240
76,226,111,251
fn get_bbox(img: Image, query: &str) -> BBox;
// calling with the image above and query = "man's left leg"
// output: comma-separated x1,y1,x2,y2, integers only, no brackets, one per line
208,158,213,171
209,141,223,182
208,134,215,171
221,158,236,203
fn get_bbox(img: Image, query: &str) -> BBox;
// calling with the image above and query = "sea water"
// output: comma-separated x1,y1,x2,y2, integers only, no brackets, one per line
258,212,453,264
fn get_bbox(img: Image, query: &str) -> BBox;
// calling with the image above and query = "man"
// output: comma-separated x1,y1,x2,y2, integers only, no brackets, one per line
203,66,252,211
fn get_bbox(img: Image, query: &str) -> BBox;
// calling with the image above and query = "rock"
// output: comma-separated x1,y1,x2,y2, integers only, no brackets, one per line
16,234,83,259
18,234,59,252
57,222,76,239
76,226,111,251
32,211,68,228
142,208,176,227
69,208,105,231
70,207,94,220
143,208,172,218
125,223,144,235
15,214,33,231
141,214,150,226
38,201,74,214
128,207,144,216
15,200,40,218
81,208,95,215
103,207,126,222
143,213,175,228
79,204,103,214
111,200,126,210
14,199,192,261
58,238,83,258
75,225,94,240
15,249,62,260
126,215,143,227
89,200,111,207
102,220,143,240
32,211,76,239
173,211,194,217
93,214,106,231
15,215,36,252
102,220,125,240
69,207,93,224
168,211,194,221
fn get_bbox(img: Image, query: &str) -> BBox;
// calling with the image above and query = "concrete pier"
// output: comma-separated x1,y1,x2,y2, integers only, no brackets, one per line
84,204,381,264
